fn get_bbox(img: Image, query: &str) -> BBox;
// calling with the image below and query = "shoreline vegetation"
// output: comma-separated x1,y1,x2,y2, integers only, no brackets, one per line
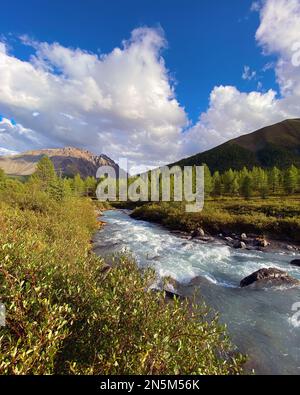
128,197,300,247
0,157,246,375
116,164,300,247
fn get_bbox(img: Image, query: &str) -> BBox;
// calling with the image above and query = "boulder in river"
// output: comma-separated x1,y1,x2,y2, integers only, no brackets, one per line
290,259,300,267
240,268,300,288
241,233,247,240
233,240,247,249
191,227,205,238
254,238,270,248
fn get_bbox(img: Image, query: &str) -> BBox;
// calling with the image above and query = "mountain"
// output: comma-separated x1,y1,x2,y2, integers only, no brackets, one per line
0,147,120,178
172,119,300,173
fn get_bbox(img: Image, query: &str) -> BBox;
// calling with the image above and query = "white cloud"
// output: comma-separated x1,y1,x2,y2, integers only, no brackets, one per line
242,65,257,80
262,61,274,72
0,27,187,168
0,116,39,152
182,0,300,158
0,147,18,156
251,1,262,12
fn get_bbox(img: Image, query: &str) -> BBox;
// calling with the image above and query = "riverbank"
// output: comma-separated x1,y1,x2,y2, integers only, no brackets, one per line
128,197,300,252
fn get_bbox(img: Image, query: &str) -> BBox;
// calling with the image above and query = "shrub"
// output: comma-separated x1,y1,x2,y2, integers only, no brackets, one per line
0,185,245,374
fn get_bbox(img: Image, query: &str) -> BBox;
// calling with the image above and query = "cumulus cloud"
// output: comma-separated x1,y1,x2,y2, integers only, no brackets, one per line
183,0,300,158
0,27,187,169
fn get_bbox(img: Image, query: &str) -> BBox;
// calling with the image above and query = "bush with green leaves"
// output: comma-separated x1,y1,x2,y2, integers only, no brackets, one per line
0,162,245,374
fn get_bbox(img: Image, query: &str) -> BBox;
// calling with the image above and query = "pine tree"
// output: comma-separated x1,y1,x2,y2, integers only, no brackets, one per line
284,165,298,194
72,174,85,197
232,177,240,196
34,156,57,185
241,175,253,199
212,171,222,196
222,169,235,194
84,176,97,197
203,164,213,197
268,166,281,194
32,156,59,196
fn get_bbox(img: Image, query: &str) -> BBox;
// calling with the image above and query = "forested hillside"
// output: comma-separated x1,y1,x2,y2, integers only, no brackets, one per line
173,119,300,172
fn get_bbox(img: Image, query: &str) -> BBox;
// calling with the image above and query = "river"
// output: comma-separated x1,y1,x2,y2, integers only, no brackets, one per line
94,209,300,375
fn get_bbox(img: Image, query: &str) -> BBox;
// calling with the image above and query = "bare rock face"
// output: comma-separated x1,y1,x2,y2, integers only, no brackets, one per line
0,147,122,178
240,268,300,288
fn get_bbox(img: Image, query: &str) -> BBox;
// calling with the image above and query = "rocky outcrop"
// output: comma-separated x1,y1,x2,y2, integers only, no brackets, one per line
240,268,300,288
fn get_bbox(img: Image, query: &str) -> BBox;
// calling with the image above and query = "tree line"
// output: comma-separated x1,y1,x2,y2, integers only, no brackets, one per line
1,157,299,202
204,164,300,198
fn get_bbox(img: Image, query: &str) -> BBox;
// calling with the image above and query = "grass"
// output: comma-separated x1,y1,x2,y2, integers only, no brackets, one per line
130,195,300,242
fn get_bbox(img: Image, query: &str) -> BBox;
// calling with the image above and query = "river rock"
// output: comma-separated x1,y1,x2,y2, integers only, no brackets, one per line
240,268,300,288
255,238,270,248
233,240,247,249
287,245,295,251
241,233,247,240
191,227,205,238
290,259,300,267
225,236,234,243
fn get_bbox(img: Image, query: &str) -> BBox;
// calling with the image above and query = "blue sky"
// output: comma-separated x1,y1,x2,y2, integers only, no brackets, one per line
0,0,299,170
1,0,276,122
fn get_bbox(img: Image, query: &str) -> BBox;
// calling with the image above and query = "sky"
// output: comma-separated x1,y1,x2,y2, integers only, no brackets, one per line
0,0,300,172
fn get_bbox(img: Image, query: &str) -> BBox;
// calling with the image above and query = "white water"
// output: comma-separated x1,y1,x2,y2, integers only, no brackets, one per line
94,210,300,375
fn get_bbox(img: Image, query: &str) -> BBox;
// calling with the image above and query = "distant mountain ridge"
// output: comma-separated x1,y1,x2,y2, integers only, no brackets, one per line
172,119,300,172
0,147,120,178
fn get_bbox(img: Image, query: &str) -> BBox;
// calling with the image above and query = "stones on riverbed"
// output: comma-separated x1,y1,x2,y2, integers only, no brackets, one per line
241,233,247,240
170,230,191,240
146,254,160,261
254,238,270,248
233,240,247,249
191,227,205,238
240,268,300,288
153,277,186,301
224,236,247,249
290,259,300,267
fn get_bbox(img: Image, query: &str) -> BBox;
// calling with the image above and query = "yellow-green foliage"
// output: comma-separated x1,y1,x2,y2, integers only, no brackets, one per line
0,170,245,375
132,196,300,242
